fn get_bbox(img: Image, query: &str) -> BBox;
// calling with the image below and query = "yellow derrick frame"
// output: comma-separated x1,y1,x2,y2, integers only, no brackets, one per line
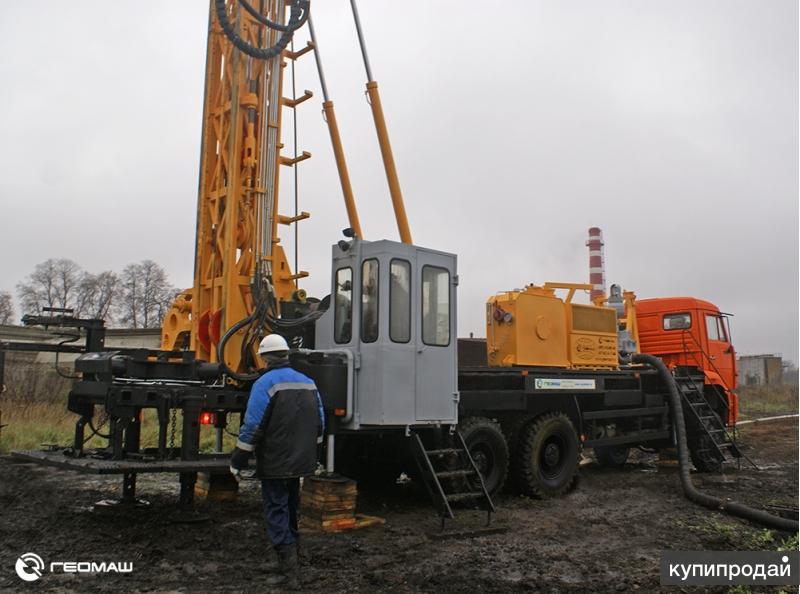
162,0,309,372
161,0,410,374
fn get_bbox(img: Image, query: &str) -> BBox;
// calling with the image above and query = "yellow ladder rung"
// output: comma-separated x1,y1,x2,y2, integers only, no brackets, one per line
284,41,314,60
282,271,310,281
278,212,311,225
280,151,311,166
283,90,313,108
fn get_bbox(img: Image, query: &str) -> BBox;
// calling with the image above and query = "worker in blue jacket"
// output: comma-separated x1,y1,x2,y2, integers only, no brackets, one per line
230,334,325,589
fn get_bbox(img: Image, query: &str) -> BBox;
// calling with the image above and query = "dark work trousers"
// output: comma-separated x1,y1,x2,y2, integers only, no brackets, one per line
261,478,300,549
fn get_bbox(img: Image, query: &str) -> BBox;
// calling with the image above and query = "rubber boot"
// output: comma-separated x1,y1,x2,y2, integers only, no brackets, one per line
283,544,299,590
265,544,298,589
264,548,279,573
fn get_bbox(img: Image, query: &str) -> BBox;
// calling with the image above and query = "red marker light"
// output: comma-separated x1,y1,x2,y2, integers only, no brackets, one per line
200,412,216,425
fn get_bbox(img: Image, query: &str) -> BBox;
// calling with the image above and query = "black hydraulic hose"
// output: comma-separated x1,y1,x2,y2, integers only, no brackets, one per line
217,270,323,381
267,308,324,329
632,353,798,533
85,416,110,442
237,0,308,33
217,311,263,382
214,0,309,60
54,333,81,379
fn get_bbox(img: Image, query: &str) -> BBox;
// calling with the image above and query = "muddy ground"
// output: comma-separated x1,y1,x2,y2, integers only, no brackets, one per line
0,418,797,593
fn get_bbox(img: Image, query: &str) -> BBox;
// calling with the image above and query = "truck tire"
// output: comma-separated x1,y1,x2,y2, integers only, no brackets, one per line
459,417,509,495
501,414,532,454
688,435,723,473
594,445,630,468
512,412,580,498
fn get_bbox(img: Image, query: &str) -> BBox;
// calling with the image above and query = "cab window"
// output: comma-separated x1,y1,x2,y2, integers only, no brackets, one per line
361,259,379,343
334,267,352,343
390,259,411,343
422,266,450,346
706,314,728,342
663,312,691,330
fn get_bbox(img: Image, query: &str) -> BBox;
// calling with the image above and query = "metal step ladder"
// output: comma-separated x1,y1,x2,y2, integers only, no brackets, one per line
410,430,495,529
674,374,756,470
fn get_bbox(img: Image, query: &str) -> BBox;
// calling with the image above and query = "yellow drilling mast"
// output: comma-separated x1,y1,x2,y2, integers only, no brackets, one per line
161,0,311,373
160,0,411,376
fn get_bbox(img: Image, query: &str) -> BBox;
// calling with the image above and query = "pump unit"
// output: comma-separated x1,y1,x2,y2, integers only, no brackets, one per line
486,283,618,369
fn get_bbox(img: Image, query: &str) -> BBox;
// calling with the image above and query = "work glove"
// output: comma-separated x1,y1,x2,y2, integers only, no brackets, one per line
229,447,251,481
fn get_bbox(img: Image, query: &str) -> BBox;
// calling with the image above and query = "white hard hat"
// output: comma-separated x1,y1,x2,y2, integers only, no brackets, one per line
258,334,289,355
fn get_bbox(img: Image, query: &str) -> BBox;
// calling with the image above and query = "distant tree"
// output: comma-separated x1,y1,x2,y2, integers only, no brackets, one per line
15,259,119,321
0,291,15,324
75,270,119,321
16,258,176,326
116,260,178,328
17,258,82,315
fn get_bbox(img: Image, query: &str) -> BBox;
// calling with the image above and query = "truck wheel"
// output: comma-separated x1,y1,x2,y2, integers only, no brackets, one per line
459,417,509,495
512,412,580,498
688,435,722,473
594,445,630,468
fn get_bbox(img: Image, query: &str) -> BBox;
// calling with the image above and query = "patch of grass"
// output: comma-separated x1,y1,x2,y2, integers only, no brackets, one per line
678,519,797,594
748,528,777,549
699,517,738,540
0,400,83,451
777,533,798,552
737,385,798,416
673,516,739,543
728,535,798,594
674,518,794,552
0,399,240,454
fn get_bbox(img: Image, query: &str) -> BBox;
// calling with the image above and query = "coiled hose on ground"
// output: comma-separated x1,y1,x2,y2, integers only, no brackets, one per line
631,353,798,533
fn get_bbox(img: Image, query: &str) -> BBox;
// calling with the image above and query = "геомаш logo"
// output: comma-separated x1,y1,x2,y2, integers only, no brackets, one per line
15,553,45,582
14,552,133,582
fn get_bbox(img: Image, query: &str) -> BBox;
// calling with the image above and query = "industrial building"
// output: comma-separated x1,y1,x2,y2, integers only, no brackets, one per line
737,354,784,386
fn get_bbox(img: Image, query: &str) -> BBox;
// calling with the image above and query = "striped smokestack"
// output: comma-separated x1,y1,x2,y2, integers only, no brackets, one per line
586,227,606,302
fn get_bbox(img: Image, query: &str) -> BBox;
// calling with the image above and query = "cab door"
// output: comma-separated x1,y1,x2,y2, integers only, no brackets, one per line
703,312,736,390
414,253,458,423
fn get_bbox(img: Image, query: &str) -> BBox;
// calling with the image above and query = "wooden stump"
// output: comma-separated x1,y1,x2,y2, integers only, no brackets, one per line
195,471,239,502
300,474,377,533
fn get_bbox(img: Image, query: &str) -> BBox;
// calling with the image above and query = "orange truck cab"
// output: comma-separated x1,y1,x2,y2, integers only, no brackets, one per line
636,297,738,426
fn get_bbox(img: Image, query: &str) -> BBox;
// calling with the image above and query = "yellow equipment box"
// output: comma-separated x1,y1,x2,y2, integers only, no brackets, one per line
486,283,618,369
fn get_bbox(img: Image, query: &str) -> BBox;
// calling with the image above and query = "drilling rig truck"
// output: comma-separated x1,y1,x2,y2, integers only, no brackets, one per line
1,0,745,524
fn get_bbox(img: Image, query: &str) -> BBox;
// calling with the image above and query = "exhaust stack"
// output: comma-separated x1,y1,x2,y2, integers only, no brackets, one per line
586,227,606,302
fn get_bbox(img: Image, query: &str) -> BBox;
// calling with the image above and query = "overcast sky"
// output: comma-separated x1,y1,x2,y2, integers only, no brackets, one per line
0,1,797,363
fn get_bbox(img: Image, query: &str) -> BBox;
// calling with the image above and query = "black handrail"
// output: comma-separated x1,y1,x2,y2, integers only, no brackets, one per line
679,330,734,418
